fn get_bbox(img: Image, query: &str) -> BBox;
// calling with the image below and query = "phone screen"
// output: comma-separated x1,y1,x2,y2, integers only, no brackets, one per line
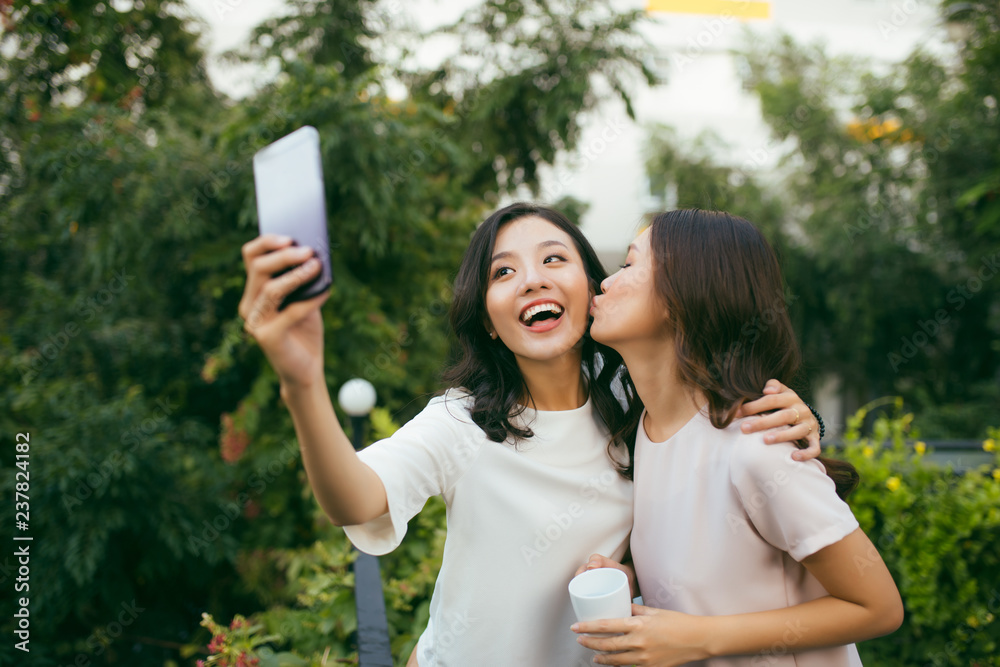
253,126,332,308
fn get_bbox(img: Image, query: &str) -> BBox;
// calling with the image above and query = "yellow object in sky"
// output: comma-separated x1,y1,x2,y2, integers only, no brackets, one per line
646,0,771,19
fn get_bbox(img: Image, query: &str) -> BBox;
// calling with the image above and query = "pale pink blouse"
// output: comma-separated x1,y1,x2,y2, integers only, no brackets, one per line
631,409,863,666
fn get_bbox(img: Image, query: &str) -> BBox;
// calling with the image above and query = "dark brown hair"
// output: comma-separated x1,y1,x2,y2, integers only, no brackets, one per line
443,202,640,477
643,209,858,497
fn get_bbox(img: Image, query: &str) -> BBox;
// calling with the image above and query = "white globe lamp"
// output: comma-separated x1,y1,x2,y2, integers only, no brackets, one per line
338,378,377,452
338,378,377,416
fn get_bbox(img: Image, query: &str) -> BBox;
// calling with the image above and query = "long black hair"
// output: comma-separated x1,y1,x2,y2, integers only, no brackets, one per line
442,202,640,478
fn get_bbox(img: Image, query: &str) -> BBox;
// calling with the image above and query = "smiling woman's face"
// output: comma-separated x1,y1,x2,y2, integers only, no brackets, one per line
484,216,594,364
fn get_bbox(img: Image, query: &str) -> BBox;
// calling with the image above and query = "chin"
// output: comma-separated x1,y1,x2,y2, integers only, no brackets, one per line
589,323,611,345
524,342,578,361
517,334,583,361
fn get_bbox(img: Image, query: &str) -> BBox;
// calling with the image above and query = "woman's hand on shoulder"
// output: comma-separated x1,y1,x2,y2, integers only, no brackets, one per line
576,553,639,599
572,605,710,666
239,234,329,388
736,379,821,461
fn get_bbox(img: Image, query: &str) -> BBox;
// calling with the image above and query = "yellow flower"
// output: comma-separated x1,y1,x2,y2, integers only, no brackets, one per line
914,441,926,456
984,439,997,452
992,469,1000,482
886,476,901,492
863,445,874,458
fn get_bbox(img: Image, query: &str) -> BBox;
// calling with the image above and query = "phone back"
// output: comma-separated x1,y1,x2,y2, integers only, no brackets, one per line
253,126,332,302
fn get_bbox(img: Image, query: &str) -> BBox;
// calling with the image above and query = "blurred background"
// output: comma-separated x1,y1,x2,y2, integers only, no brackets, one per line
1,0,998,665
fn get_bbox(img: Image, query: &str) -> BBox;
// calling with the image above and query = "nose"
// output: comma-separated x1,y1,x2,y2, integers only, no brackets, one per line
600,271,618,294
519,265,550,294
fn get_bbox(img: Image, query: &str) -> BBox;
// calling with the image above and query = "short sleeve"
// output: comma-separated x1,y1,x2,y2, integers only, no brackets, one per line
728,436,859,562
343,391,483,555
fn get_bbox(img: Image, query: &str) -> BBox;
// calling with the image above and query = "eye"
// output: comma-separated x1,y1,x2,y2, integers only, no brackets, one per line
619,263,631,269
543,254,566,264
492,266,513,280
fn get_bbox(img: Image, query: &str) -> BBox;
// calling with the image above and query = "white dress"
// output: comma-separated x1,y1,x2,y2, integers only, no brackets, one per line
344,389,634,667
630,409,863,666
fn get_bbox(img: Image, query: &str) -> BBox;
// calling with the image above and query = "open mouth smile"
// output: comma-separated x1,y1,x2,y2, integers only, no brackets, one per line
519,299,565,332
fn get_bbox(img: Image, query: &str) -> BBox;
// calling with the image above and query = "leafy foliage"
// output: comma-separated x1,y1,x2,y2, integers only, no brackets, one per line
193,408,446,666
837,403,1000,665
0,1,653,665
403,0,657,194
644,4,1000,435
223,498,447,666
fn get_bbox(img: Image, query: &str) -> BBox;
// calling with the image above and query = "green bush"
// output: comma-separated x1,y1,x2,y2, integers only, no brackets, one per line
192,408,446,667
838,399,1000,666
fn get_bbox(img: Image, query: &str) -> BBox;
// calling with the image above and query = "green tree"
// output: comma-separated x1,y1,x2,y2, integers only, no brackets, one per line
403,0,656,194
0,0,654,664
1,2,256,665
644,2,1000,435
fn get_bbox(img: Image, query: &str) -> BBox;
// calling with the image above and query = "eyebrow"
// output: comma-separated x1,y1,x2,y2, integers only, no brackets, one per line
491,240,570,264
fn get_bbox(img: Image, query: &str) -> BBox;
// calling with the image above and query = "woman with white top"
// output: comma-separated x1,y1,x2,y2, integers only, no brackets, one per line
575,209,903,665
238,203,822,666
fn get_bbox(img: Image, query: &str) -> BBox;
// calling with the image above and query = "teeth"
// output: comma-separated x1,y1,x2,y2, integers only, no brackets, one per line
521,303,564,322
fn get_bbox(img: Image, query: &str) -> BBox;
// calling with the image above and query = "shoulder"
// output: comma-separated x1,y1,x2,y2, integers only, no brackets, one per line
433,386,474,406
403,388,480,436
366,388,487,473
425,388,475,419
715,419,857,561
724,418,804,487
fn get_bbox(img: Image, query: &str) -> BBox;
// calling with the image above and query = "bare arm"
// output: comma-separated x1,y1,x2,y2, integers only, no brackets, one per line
705,528,902,654
239,234,388,526
279,381,388,526
572,529,903,665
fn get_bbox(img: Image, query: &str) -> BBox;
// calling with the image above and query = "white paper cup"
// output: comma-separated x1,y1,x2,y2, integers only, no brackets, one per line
568,567,632,624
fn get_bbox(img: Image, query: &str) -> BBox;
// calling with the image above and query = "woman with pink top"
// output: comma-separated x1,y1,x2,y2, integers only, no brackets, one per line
575,209,903,665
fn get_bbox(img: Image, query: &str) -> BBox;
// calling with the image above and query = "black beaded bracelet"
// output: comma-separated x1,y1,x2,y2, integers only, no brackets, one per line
804,403,826,440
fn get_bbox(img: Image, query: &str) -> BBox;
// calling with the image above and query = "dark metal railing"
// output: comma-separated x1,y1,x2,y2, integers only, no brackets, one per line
825,439,993,472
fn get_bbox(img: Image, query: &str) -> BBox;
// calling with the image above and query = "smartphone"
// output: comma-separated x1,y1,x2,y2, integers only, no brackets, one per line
253,126,332,309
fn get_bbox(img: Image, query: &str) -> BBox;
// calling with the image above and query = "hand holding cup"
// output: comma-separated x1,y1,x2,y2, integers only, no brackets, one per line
568,567,633,653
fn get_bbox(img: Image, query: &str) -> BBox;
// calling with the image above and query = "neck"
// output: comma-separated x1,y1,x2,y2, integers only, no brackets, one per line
516,348,587,411
619,337,706,442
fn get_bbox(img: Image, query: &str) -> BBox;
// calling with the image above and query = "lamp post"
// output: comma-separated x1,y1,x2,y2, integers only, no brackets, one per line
339,378,378,451
337,379,393,667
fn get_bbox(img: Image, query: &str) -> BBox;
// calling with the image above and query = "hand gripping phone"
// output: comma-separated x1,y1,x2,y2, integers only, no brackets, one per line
253,126,333,309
